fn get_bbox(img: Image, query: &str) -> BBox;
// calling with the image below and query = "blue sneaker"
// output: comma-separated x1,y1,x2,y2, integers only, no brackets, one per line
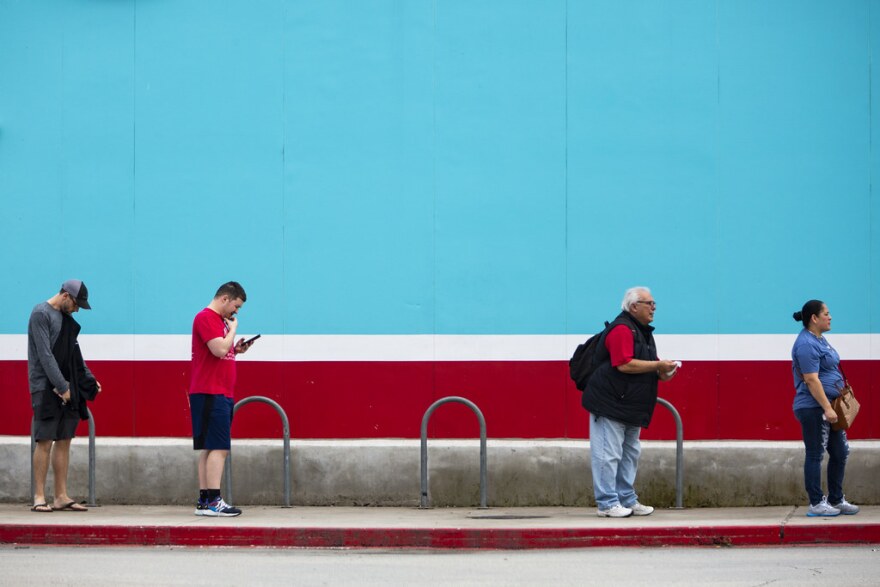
204,497,242,517
194,499,208,516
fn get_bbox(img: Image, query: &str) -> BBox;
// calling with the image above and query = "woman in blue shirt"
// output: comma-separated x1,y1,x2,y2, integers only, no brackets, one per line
791,299,859,517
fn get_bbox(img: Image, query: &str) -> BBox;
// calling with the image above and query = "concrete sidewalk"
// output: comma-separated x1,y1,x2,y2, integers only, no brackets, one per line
1,504,878,549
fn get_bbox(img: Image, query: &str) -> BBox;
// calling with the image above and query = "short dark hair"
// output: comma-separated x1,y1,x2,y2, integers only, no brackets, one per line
793,299,824,329
214,281,247,303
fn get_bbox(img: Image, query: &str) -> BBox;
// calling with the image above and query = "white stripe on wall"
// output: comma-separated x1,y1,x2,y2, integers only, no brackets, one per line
1,334,879,362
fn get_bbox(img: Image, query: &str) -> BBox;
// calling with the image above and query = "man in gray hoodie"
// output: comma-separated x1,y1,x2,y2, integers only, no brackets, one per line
28,279,101,512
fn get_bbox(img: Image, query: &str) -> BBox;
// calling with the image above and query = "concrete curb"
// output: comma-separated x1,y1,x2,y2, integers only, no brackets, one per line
1,505,878,550
3,522,879,550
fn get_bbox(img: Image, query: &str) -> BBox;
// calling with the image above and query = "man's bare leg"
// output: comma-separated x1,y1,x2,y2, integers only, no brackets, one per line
50,439,85,510
51,438,71,507
32,440,53,509
206,449,229,489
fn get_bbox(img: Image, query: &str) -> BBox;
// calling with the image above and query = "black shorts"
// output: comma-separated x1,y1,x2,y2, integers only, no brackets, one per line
31,391,79,441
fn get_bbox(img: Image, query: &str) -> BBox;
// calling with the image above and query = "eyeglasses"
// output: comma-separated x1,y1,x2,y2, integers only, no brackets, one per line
635,300,656,308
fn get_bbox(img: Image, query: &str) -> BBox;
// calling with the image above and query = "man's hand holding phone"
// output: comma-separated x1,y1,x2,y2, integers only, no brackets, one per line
235,334,261,354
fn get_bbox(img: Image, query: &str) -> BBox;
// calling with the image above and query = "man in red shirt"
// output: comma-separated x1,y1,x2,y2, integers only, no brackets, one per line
581,286,678,518
189,281,254,517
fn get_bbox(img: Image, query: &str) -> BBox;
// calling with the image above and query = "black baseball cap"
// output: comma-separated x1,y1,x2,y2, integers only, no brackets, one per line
61,279,91,310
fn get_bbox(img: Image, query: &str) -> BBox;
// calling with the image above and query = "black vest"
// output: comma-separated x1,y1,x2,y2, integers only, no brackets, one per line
580,311,659,428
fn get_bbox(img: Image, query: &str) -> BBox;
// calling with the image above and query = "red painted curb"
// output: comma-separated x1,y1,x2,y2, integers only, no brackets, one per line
3,523,877,549
782,524,880,545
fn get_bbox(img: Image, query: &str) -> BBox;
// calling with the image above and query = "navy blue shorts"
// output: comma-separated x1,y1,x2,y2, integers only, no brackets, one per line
190,394,234,451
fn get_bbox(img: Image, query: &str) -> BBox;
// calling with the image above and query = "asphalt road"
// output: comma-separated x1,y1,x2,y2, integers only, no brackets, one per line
1,545,878,586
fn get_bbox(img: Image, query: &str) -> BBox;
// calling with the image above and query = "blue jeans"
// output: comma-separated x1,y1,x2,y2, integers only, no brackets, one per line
794,407,849,506
589,414,641,510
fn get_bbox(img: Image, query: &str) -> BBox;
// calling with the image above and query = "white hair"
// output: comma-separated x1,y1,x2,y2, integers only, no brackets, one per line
621,286,651,312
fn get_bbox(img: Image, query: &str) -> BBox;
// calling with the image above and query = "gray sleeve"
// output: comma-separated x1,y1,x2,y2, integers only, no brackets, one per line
28,308,69,393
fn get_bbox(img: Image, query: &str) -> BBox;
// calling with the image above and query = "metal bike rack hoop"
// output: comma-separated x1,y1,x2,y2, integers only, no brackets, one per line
224,396,291,508
656,397,684,509
420,396,488,509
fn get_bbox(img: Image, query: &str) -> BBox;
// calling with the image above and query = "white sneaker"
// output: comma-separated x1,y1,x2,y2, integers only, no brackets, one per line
806,498,841,517
597,504,633,518
628,502,654,516
831,498,860,515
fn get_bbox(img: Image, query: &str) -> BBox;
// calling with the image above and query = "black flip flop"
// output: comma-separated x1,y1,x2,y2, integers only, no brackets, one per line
30,503,53,513
54,501,88,512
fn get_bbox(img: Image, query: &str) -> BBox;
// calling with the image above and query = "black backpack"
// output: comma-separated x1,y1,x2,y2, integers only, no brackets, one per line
569,322,611,391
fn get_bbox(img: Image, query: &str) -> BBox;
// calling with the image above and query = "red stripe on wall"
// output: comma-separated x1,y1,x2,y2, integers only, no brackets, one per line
2,360,876,439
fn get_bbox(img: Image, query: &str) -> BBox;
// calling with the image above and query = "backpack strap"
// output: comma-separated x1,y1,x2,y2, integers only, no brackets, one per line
605,316,641,347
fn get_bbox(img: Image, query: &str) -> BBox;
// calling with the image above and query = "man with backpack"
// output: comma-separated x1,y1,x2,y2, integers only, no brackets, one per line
579,286,678,518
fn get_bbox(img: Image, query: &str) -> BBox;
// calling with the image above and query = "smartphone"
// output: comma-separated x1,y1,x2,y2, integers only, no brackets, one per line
242,334,261,346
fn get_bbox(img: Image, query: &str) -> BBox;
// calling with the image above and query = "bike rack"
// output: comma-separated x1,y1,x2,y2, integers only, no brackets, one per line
30,407,97,506
420,396,488,509
224,396,291,507
656,397,684,509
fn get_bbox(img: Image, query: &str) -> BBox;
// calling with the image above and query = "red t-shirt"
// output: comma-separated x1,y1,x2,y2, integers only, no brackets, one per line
189,307,236,398
605,324,635,368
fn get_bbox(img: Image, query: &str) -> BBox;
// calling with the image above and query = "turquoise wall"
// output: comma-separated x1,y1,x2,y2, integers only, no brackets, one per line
1,0,877,335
